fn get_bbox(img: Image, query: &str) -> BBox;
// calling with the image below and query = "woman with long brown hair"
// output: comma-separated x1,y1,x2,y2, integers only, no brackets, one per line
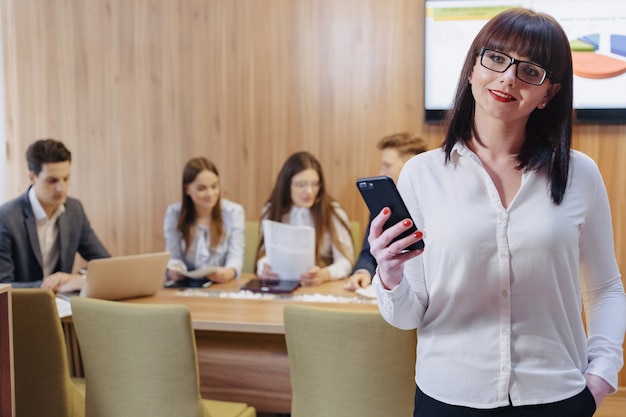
369,8,624,416
164,157,244,287
256,151,354,286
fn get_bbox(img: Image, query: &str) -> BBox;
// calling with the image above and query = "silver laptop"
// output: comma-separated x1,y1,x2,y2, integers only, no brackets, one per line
75,252,169,301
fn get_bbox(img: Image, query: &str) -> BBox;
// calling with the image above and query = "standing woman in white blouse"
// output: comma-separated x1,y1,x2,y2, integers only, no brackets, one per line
256,151,354,286
368,8,626,417
164,157,245,287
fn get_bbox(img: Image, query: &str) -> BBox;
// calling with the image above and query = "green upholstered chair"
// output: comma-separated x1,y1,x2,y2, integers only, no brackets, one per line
70,297,255,417
11,289,86,417
243,221,260,274
284,304,416,417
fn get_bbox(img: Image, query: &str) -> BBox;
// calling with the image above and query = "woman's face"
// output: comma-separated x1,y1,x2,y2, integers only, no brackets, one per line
185,169,220,212
290,168,320,208
469,50,560,125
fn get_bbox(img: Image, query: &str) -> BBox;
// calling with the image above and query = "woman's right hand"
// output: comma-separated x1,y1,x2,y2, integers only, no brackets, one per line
258,263,280,280
343,271,373,290
166,265,185,282
368,207,424,290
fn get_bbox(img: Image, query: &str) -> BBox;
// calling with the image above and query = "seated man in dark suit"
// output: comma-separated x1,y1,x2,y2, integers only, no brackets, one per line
344,132,428,290
0,138,110,292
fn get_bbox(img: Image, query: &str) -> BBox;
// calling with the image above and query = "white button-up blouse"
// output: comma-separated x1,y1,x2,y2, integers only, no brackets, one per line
374,143,626,409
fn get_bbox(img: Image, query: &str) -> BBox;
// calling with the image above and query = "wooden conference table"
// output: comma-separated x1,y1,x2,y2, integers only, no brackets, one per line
110,275,377,414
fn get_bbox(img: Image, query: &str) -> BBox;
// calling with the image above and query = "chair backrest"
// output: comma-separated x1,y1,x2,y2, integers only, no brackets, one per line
284,304,416,417
243,221,260,274
71,297,204,417
11,289,75,417
349,221,362,259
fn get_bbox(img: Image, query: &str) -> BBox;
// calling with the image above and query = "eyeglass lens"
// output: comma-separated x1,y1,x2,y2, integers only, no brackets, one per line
480,49,547,85
292,181,321,189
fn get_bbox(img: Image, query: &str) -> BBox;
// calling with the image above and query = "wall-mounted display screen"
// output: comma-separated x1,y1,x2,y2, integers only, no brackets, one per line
424,0,626,123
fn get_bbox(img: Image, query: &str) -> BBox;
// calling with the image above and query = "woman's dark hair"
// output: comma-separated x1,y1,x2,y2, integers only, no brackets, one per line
443,8,573,205
257,151,352,265
177,157,224,255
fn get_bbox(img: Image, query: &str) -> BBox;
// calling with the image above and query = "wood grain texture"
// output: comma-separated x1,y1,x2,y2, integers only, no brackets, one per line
195,331,291,413
2,0,625,387
595,389,626,417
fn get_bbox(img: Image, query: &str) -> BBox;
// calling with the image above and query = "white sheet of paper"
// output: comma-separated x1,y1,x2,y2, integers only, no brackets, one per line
55,297,72,318
181,266,218,279
262,219,315,280
355,285,377,299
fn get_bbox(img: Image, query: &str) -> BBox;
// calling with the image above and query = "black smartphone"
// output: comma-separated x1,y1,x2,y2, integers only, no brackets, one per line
356,175,425,252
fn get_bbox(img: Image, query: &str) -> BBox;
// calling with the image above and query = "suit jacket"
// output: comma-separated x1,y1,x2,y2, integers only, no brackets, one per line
0,188,110,287
350,220,377,277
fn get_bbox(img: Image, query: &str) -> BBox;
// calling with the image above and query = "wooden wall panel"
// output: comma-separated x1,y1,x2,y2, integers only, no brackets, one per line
2,0,426,251
2,0,625,387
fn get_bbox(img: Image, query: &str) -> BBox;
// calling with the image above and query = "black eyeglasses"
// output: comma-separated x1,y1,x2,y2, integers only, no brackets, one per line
479,48,551,86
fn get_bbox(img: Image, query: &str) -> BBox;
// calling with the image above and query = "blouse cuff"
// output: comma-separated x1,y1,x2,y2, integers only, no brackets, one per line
585,357,620,393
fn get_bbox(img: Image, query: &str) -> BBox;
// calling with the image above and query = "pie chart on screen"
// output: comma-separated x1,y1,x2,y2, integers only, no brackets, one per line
570,34,626,79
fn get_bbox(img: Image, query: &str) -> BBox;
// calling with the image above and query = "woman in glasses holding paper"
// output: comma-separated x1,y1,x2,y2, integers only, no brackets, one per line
163,157,245,287
368,8,625,417
256,151,354,286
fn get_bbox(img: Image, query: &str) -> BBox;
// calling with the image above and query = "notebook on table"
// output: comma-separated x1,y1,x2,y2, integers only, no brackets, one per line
241,278,301,294
58,251,170,301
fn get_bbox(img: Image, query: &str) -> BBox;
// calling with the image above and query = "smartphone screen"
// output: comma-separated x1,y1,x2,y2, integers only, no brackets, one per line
356,175,425,251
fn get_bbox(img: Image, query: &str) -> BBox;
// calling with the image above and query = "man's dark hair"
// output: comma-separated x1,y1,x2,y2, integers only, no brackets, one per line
26,139,72,175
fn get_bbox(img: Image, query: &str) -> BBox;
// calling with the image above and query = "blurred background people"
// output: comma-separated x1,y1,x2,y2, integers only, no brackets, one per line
0,138,109,292
164,157,244,287
256,151,354,286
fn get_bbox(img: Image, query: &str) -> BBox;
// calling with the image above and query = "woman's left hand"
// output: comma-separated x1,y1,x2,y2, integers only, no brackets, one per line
368,207,424,289
300,266,330,286
208,267,236,283
584,373,612,408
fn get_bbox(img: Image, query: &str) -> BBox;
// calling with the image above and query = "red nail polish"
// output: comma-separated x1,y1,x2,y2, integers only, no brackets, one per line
383,208,390,215
403,219,412,227
414,231,423,239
